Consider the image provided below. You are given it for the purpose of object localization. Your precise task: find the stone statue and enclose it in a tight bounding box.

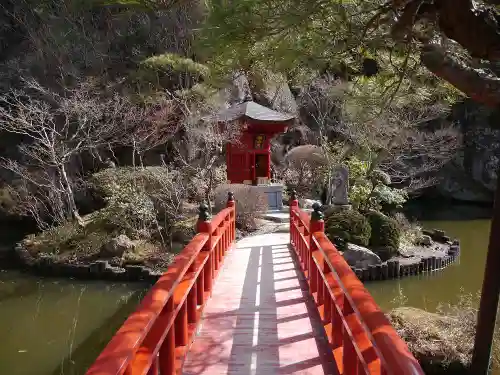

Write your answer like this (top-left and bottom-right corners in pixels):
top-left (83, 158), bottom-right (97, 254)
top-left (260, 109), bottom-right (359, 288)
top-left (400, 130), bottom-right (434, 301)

top-left (330, 165), bottom-right (349, 205)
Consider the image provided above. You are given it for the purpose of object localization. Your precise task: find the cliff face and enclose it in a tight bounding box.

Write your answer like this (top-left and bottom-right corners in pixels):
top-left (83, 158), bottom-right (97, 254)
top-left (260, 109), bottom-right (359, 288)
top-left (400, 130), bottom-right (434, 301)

top-left (434, 100), bottom-right (499, 203)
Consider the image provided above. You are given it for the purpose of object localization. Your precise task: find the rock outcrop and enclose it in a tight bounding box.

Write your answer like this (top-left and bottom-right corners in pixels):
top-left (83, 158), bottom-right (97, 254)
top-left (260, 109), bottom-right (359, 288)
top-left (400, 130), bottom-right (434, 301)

top-left (435, 100), bottom-right (499, 203)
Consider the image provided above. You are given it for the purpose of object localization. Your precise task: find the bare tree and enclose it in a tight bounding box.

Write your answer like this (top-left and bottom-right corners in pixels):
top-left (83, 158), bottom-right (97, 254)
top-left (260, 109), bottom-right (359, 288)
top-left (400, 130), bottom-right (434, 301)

top-left (127, 94), bottom-right (184, 168)
top-left (171, 105), bottom-right (242, 211)
top-left (140, 166), bottom-right (187, 249)
top-left (297, 79), bottom-right (462, 194)
top-left (0, 78), bottom-right (141, 228)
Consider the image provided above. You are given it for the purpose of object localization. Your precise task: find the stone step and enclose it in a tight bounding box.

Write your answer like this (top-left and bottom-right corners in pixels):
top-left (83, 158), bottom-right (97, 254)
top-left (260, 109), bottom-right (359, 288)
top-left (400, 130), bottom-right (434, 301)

top-left (260, 211), bottom-right (290, 223)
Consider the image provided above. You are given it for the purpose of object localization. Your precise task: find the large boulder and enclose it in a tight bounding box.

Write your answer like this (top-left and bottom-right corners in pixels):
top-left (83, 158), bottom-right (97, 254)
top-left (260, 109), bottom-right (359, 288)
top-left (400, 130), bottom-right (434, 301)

top-left (342, 243), bottom-right (381, 268)
top-left (388, 307), bottom-right (472, 375)
top-left (101, 234), bottom-right (135, 258)
top-left (227, 70), bottom-right (298, 115)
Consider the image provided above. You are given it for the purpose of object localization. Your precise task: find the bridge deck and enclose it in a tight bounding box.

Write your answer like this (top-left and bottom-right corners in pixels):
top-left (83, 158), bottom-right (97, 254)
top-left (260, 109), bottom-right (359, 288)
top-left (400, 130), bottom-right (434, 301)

top-left (182, 232), bottom-right (338, 375)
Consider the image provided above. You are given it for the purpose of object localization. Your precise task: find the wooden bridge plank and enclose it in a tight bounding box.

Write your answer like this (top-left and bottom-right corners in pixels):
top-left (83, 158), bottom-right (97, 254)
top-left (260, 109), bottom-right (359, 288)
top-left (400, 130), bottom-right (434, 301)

top-left (182, 233), bottom-right (338, 375)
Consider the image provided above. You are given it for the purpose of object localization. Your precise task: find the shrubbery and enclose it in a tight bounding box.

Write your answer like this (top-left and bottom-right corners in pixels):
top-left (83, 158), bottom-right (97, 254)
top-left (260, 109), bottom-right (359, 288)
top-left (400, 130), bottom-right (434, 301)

top-left (214, 184), bottom-right (268, 231)
top-left (325, 209), bottom-right (371, 248)
top-left (367, 210), bottom-right (401, 258)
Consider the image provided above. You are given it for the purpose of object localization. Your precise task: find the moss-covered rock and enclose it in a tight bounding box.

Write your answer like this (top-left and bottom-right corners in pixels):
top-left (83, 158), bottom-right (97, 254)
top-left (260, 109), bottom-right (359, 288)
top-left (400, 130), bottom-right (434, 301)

top-left (388, 307), bottom-right (471, 375)
top-left (325, 209), bottom-right (371, 248)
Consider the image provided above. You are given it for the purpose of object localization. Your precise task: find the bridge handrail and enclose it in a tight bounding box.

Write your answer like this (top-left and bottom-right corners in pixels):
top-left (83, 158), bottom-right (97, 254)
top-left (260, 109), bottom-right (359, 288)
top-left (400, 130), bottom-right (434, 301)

top-left (289, 198), bottom-right (424, 375)
top-left (312, 232), bottom-right (424, 375)
top-left (86, 195), bottom-right (236, 375)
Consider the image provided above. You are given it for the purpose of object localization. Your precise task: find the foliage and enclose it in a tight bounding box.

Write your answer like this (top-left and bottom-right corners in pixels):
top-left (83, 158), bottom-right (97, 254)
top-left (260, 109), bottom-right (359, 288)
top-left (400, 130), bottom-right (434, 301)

top-left (343, 157), bottom-right (371, 210)
top-left (90, 166), bottom-right (190, 246)
top-left (214, 184), bottom-right (268, 231)
top-left (342, 157), bottom-right (408, 211)
top-left (370, 169), bottom-right (391, 186)
top-left (134, 53), bottom-right (211, 91)
top-left (367, 210), bottom-right (401, 258)
top-left (325, 209), bottom-right (371, 248)
top-left (281, 145), bottom-right (326, 198)
top-left (199, 0), bottom-right (460, 111)
top-left (141, 53), bottom-right (210, 77)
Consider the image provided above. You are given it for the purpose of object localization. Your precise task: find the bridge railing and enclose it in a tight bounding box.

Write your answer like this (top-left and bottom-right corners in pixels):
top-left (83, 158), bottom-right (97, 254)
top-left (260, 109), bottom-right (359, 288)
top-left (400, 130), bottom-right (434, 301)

top-left (86, 193), bottom-right (236, 375)
top-left (289, 195), bottom-right (425, 375)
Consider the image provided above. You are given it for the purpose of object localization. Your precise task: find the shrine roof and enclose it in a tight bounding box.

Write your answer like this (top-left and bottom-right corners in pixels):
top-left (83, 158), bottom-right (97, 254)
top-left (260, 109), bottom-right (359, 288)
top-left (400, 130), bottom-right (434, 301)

top-left (216, 101), bottom-right (295, 123)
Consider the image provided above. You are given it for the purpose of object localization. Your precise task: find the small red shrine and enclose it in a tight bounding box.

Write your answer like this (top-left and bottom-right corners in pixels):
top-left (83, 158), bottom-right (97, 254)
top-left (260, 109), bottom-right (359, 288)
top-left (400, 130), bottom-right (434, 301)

top-left (217, 101), bottom-right (295, 185)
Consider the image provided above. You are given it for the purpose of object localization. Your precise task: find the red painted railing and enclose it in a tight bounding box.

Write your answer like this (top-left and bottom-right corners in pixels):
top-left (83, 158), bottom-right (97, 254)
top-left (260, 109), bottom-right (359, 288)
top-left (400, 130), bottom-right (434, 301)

top-left (289, 197), bottom-right (425, 375)
top-left (85, 194), bottom-right (236, 375)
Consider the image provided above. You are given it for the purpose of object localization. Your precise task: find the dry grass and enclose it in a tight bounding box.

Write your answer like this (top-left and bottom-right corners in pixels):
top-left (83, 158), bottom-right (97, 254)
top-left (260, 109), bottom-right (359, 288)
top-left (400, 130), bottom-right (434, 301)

top-left (436, 291), bottom-right (500, 370)
top-left (389, 289), bottom-right (500, 374)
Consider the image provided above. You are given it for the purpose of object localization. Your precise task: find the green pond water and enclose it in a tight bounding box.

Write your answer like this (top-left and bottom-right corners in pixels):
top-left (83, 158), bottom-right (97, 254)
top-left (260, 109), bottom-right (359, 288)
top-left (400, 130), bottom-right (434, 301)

top-left (0, 272), bottom-right (146, 375)
top-left (367, 219), bottom-right (491, 312)
top-left (0, 207), bottom-right (495, 374)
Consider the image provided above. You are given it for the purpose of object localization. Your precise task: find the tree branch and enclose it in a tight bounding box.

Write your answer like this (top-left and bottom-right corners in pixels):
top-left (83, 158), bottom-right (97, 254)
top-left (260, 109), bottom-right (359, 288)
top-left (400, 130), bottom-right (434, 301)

top-left (420, 43), bottom-right (500, 109)
top-left (434, 0), bottom-right (500, 61)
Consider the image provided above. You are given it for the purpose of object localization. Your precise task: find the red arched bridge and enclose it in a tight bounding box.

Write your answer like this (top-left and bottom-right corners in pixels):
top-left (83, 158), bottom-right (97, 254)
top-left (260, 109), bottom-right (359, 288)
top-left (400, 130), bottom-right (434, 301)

top-left (86, 194), bottom-right (424, 375)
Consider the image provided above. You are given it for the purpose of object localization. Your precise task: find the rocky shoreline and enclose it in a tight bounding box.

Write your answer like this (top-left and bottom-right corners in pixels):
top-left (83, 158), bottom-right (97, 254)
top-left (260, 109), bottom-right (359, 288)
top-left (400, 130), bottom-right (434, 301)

top-left (11, 244), bottom-right (163, 283)
top-left (0, 226), bottom-right (248, 284)
top-left (350, 228), bottom-right (460, 283)
top-left (0, 221), bottom-right (459, 284)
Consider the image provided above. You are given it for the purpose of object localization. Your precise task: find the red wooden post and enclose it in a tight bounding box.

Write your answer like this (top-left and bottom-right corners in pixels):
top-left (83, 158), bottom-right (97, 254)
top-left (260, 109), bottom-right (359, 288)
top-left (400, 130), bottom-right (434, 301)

top-left (323, 259), bottom-right (332, 322)
top-left (187, 284), bottom-right (197, 323)
top-left (197, 268), bottom-right (205, 305)
top-left (223, 192), bottom-right (235, 254)
top-left (159, 299), bottom-right (175, 375)
top-left (148, 355), bottom-right (159, 375)
top-left (213, 225), bottom-right (220, 271)
top-left (342, 302), bottom-right (358, 374)
top-left (289, 190), bottom-right (298, 245)
top-left (175, 302), bottom-right (188, 346)
top-left (197, 203), bottom-right (213, 294)
top-left (227, 191), bottom-right (235, 243)
top-left (309, 202), bottom-right (325, 293)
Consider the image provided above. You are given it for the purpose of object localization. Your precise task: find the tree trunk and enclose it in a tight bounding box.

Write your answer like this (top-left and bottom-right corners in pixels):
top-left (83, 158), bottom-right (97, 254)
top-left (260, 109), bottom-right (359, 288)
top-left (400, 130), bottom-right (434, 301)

top-left (59, 163), bottom-right (78, 221)
top-left (470, 165), bottom-right (500, 374)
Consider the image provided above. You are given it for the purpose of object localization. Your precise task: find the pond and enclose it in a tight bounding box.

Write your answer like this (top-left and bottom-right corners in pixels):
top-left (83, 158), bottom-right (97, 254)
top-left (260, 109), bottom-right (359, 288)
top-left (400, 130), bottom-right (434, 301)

top-left (366, 219), bottom-right (491, 312)
top-left (0, 271), bottom-right (146, 375)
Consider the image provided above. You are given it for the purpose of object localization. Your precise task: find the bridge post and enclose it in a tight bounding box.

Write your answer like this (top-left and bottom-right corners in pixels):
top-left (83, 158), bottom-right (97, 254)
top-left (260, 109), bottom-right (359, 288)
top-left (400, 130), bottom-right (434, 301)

top-left (309, 203), bottom-right (324, 294)
top-left (197, 203), bottom-right (213, 296)
top-left (227, 191), bottom-right (235, 243)
top-left (289, 190), bottom-right (298, 245)
top-left (159, 299), bottom-right (175, 375)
